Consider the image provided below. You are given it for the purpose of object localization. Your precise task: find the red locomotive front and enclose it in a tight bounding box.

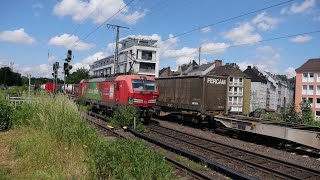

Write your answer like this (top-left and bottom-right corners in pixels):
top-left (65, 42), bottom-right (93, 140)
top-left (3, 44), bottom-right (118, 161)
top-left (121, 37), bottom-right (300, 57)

top-left (78, 74), bottom-right (159, 122)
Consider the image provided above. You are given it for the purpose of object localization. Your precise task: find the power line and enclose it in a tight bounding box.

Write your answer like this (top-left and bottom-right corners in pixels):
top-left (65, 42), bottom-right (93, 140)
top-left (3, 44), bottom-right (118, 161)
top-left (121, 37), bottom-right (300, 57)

top-left (160, 29), bottom-right (320, 60)
top-left (164, 0), bottom-right (296, 41)
top-left (74, 0), bottom-right (135, 49)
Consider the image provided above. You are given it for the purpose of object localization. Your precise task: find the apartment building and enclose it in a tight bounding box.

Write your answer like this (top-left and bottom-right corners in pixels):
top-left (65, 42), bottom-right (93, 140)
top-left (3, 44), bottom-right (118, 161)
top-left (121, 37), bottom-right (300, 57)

top-left (209, 61), bottom-right (251, 115)
top-left (244, 66), bottom-right (268, 112)
top-left (90, 37), bottom-right (160, 77)
top-left (295, 58), bottom-right (320, 121)
top-left (244, 66), bottom-right (294, 113)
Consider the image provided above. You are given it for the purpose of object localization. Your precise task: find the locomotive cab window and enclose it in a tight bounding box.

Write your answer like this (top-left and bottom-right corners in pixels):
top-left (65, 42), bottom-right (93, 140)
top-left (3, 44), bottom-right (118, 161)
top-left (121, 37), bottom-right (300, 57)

top-left (132, 79), bottom-right (156, 91)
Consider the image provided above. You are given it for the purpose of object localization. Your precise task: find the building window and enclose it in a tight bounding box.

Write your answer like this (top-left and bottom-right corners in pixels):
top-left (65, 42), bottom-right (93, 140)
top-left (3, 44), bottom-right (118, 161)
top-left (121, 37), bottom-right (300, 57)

top-left (302, 85), bottom-right (307, 95)
top-left (234, 87), bottom-right (238, 93)
top-left (317, 85), bottom-right (320, 95)
top-left (309, 85), bottom-right (314, 95)
top-left (239, 78), bottom-right (243, 82)
top-left (316, 98), bottom-right (320, 108)
top-left (229, 77), bottom-right (233, 82)
top-left (303, 73), bottom-right (308, 82)
top-left (309, 73), bottom-right (314, 82)
top-left (139, 62), bottom-right (155, 73)
top-left (318, 73), bottom-right (320, 82)
top-left (316, 111), bottom-right (320, 121)
top-left (141, 51), bottom-right (153, 60)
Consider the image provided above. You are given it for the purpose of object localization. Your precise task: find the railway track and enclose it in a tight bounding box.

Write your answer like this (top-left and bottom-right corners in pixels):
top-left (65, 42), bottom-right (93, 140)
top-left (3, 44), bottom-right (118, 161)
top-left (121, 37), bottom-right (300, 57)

top-left (136, 123), bottom-right (320, 180)
top-left (85, 113), bottom-right (216, 180)
top-left (155, 117), bottom-right (320, 159)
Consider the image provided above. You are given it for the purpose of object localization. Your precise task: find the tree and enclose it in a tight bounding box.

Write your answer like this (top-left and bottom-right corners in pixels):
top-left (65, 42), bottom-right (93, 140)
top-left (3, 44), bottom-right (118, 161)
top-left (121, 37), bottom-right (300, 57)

top-left (66, 68), bottom-right (90, 84)
top-left (282, 102), bottom-right (299, 123)
top-left (0, 67), bottom-right (22, 86)
top-left (225, 63), bottom-right (240, 69)
top-left (299, 100), bottom-right (313, 123)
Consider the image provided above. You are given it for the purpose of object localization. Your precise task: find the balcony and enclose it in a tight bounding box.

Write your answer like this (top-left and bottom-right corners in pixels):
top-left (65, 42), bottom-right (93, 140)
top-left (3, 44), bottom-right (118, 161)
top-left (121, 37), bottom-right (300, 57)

top-left (228, 102), bottom-right (243, 106)
top-left (139, 68), bottom-right (155, 73)
top-left (228, 92), bottom-right (243, 96)
top-left (229, 82), bottom-right (243, 86)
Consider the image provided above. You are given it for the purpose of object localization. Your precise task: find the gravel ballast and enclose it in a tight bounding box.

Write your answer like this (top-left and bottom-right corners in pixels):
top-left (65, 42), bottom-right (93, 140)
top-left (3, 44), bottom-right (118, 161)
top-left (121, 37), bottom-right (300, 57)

top-left (156, 119), bottom-right (320, 171)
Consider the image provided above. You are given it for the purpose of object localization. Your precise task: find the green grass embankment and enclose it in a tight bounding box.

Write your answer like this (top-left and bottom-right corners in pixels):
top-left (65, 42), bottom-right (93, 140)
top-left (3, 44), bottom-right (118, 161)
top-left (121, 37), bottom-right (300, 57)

top-left (0, 93), bottom-right (173, 179)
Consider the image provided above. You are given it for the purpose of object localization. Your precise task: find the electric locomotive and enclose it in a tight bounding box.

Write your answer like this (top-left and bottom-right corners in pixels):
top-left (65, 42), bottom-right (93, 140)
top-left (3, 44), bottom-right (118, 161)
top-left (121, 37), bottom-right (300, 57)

top-left (78, 74), bottom-right (159, 122)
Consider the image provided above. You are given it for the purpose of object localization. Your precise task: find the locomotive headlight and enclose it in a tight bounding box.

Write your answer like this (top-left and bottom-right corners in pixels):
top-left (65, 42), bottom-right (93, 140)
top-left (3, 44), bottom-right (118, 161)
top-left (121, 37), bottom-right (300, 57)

top-left (128, 97), bottom-right (134, 104)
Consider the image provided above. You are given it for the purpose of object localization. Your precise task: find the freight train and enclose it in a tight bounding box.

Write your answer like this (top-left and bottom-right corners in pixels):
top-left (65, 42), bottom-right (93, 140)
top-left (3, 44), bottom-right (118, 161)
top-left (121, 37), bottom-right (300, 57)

top-left (41, 74), bottom-right (228, 123)
top-left (155, 75), bottom-right (228, 123)
top-left (41, 74), bottom-right (159, 122)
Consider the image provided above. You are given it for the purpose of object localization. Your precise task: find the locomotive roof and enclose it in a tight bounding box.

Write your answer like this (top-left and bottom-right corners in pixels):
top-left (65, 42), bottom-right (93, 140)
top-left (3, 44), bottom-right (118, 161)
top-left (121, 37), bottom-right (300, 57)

top-left (82, 74), bottom-right (155, 83)
top-left (155, 74), bottom-right (227, 80)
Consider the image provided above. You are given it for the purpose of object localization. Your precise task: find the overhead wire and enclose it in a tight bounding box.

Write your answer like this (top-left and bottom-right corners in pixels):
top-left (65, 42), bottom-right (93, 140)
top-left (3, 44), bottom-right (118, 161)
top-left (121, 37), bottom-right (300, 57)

top-left (162, 0), bottom-right (296, 41)
top-left (160, 29), bottom-right (320, 60)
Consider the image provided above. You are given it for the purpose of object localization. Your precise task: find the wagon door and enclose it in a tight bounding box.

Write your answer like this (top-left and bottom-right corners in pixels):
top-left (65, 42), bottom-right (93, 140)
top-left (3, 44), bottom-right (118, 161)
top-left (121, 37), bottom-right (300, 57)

top-left (205, 76), bottom-right (227, 112)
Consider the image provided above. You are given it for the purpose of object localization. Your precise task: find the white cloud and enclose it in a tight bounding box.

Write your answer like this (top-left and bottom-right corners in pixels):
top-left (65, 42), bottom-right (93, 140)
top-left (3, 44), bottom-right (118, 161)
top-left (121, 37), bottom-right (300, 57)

top-left (223, 23), bottom-right (262, 45)
top-left (48, 34), bottom-right (95, 51)
top-left (281, 0), bottom-right (316, 14)
top-left (117, 10), bottom-right (147, 25)
top-left (201, 42), bottom-right (230, 54)
top-left (0, 28), bottom-right (36, 44)
top-left (256, 45), bottom-right (274, 54)
top-left (252, 12), bottom-right (281, 31)
top-left (285, 67), bottom-right (296, 78)
top-left (15, 64), bottom-right (52, 78)
top-left (53, 0), bottom-right (146, 24)
top-left (201, 27), bottom-right (212, 33)
top-left (290, 35), bottom-right (313, 43)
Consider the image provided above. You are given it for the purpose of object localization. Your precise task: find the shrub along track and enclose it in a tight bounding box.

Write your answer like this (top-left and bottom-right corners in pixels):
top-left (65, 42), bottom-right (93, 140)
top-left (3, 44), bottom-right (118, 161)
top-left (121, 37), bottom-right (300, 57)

top-left (85, 112), bottom-right (217, 180)
top-left (132, 123), bottom-right (320, 180)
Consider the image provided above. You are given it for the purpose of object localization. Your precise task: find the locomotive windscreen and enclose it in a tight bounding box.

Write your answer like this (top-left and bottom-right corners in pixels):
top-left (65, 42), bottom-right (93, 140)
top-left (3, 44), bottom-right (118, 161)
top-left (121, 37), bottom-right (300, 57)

top-left (132, 79), bottom-right (156, 91)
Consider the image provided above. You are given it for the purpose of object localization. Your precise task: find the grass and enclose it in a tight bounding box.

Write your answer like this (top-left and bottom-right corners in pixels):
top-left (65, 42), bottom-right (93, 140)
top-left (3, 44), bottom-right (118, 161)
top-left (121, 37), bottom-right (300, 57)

top-left (0, 92), bottom-right (173, 179)
top-left (175, 156), bottom-right (208, 172)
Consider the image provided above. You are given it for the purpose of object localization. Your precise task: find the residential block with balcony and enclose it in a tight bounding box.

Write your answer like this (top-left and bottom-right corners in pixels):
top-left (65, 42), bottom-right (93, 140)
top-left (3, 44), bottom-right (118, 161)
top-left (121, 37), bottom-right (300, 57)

top-left (295, 58), bottom-right (320, 121)
top-left (90, 37), bottom-right (160, 77)
top-left (209, 62), bottom-right (251, 114)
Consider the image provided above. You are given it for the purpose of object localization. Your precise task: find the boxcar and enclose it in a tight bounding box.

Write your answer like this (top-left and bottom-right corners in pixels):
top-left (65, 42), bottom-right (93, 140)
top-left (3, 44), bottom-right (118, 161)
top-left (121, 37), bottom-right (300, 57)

top-left (156, 75), bottom-right (228, 122)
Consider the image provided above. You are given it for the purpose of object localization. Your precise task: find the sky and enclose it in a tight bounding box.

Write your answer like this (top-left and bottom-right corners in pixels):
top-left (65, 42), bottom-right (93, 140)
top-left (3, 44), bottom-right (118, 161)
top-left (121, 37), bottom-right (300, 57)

top-left (0, 0), bottom-right (319, 78)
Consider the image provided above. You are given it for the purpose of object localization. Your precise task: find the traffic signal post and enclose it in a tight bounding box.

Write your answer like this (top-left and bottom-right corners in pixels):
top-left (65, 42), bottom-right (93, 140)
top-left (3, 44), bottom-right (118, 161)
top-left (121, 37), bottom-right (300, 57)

top-left (63, 50), bottom-right (73, 92)
top-left (52, 62), bottom-right (59, 93)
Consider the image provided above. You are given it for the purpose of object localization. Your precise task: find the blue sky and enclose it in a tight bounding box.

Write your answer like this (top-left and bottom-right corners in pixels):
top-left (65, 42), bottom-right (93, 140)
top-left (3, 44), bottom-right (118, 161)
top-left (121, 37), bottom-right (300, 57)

top-left (0, 0), bottom-right (319, 78)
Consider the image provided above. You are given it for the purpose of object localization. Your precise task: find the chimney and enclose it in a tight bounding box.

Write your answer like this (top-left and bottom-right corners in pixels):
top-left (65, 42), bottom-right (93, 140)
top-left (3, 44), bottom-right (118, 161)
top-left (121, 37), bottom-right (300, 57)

top-left (248, 66), bottom-right (251, 69)
top-left (214, 60), bottom-right (222, 68)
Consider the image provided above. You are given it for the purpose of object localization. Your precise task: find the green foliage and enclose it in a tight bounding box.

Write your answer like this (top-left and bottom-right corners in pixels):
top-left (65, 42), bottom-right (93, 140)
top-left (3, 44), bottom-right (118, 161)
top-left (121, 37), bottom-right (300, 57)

top-left (0, 86), bottom-right (29, 96)
top-left (0, 67), bottom-right (22, 86)
top-left (282, 102), bottom-right (299, 123)
top-left (66, 68), bottom-right (89, 84)
top-left (300, 100), bottom-right (314, 123)
top-left (8, 94), bottom-right (173, 179)
top-left (111, 105), bottom-right (139, 128)
top-left (0, 168), bottom-right (11, 180)
top-left (260, 113), bottom-right (283, 122)
top-left (89, 139), bottom-right (173, 179)
top-left (0, 96), bottom-right (12, 131)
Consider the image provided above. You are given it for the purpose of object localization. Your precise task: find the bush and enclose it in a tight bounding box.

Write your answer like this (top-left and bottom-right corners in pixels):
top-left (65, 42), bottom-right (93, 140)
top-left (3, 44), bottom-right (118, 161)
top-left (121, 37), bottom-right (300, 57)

top-left (0, 96), bottom-right (12, 131)
top-left (260, 112), bottom-right (283, 122)
top-left (111, 106), bottom-right (139, 128)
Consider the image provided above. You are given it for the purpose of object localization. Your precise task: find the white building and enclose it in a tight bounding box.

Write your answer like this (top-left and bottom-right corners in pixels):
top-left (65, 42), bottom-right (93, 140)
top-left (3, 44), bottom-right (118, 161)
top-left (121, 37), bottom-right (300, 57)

top-left (90, 37), bottom-right (160, 77)
top-left (244, 66), bottom-right (294, 113)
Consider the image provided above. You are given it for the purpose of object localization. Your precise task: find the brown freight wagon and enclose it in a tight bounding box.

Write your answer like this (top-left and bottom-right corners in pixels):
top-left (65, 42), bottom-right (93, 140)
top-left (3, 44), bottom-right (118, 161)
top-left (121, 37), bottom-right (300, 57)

top-left (156, 75), bottom-right (228, 122)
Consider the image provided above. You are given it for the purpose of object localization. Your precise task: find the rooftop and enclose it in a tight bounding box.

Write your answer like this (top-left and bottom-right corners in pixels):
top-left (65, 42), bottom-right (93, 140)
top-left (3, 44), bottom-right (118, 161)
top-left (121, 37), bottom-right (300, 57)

top-left (209, 64), bottom-right (247, 77)
top-left (189, 62), bottom-right (214, 73)
top-left (295, 58), bottom-right (320, 72)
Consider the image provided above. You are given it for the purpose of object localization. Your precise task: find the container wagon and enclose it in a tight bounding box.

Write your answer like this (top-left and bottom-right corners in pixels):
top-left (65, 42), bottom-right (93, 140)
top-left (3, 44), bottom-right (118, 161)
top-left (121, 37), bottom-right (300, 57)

top-left (156, 75), bottom-right (228, 123)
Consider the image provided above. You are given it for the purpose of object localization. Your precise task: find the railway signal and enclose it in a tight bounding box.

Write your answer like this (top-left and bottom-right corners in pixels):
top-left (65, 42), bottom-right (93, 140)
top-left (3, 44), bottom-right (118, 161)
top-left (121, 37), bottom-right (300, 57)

top-left (52, 62), bottom-right (59, 93)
